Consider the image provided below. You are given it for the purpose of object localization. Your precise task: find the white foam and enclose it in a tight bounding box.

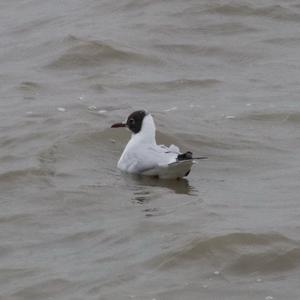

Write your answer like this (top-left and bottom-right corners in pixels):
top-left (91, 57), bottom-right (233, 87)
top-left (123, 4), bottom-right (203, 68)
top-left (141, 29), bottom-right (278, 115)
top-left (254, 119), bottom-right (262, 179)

top-left (98, 110), bottom-right (107, 114)
top-left (164, 106), bottom-right (177, 112)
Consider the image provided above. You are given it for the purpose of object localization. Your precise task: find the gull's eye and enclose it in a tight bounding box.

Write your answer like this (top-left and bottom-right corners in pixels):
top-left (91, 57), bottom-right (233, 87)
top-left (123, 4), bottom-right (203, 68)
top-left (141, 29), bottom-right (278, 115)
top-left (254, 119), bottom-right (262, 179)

top-left (129, 118), bottom-right (135, 125)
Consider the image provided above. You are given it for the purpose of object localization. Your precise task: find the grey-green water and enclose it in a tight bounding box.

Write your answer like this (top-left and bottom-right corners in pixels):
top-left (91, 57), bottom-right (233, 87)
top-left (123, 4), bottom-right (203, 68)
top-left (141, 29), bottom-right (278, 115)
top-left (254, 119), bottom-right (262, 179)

top-left (1, 1), bottom-right (300, 299)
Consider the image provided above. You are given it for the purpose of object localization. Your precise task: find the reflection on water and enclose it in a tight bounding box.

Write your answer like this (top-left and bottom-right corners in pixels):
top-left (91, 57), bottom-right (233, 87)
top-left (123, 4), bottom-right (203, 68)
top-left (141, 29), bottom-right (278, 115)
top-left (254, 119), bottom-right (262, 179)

top-left (122, 173), bottom-right (197, 197)
top-left (120, 174), bottom-right (200, 218)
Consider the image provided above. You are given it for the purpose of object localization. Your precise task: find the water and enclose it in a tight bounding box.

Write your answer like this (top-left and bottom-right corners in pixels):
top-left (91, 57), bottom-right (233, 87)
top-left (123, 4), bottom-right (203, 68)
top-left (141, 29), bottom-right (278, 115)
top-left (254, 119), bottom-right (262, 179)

top-left (1, 0), bottom-right (300, 299)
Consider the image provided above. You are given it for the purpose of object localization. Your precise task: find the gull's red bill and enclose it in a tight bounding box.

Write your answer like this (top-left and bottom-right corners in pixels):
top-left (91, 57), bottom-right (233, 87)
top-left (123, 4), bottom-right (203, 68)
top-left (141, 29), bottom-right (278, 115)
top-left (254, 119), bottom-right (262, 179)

top-left (111, 122), bottom-right (126, 128)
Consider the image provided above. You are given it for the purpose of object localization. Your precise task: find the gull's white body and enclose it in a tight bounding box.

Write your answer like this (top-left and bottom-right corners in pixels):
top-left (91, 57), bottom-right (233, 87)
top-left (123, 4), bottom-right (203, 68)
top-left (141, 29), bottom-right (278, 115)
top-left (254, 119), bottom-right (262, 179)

top-left (117, 114), bottom-right (193, 179)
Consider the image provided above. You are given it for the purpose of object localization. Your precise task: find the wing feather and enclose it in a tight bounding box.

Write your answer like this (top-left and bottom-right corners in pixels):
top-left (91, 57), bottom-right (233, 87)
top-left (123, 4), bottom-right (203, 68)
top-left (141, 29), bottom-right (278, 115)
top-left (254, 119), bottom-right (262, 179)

top-left (119, 144), bottom-right (179, 173)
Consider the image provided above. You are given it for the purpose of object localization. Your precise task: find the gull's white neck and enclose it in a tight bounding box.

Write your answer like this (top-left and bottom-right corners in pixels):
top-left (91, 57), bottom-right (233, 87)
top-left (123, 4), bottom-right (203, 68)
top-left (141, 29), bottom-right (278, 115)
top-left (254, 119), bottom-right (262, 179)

top-left (130, 114), bottom-right (156, 145)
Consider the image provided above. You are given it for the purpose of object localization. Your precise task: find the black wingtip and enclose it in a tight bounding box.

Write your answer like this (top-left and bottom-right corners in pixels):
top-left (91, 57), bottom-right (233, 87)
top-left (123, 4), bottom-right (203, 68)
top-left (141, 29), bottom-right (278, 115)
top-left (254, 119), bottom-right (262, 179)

top-left (177, 151), bottom-right (193, 161)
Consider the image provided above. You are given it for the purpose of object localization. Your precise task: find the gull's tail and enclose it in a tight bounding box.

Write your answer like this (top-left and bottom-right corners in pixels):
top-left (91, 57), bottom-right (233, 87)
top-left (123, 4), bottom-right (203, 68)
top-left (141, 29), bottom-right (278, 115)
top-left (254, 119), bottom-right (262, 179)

top-left (177, 151), bottom-right (208, 161)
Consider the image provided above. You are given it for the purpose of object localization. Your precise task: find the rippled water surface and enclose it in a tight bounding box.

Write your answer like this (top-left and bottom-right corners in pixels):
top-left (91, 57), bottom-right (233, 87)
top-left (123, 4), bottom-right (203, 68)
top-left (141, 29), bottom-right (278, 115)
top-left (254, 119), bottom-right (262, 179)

top-left (1, 0), bottom-right (300, 299)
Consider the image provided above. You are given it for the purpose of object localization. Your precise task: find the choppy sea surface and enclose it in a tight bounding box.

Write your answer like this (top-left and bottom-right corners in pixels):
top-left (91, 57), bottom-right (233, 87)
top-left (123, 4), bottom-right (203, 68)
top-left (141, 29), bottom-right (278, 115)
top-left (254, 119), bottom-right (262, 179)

top-left (1, 1), bottom-right (300, 299)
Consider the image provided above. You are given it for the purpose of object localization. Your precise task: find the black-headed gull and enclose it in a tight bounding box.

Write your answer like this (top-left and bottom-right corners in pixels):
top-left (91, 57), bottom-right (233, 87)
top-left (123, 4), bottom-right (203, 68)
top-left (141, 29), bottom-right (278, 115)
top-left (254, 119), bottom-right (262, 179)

top-left (111, 110), bottom-right (206, 179)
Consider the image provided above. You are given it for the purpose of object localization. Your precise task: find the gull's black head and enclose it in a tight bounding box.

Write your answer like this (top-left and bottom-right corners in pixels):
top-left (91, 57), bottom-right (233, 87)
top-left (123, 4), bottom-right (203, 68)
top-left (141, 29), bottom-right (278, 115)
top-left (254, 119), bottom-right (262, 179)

top-left (126, 110), bottom-right (147, 134)
top-left (111, 110), bottom-right (147, 133)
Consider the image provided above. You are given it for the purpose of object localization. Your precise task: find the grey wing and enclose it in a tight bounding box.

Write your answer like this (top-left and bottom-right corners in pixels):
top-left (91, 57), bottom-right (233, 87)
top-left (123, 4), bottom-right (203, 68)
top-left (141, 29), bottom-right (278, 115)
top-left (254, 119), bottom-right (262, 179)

top-left (158, 144), bottom-right (180, 154)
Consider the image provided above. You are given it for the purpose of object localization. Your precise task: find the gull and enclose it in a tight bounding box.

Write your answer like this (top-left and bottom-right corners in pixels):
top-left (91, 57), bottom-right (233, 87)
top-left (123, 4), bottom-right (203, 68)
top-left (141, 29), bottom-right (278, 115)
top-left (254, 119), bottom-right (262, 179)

top-left (111, 110), bottom-right (206, 179)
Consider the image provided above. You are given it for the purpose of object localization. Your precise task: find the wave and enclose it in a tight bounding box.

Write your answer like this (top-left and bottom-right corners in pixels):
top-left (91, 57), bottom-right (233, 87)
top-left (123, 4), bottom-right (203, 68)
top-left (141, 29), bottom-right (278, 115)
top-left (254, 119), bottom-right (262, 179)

top-left (263, 37), bottom-right (300, 46)
top-left (192, 22), bottom-right (258, 35)
top-left (227, 247), bottom-right (300, 275)
top-left (204, 3), bottom-right (300, 22)
top-left (0, 168), bottom-right (54, 183)
top-left (237, 111), bottom-right (300, 123)
top-left (0, 213), bottom-right (35, 225)
top-left (154, 44), bottom-right (221, 55)
top-left (18, 81), bottom-right (43, 92)
top-left (151, 22), bottom-right (257, 37)
top-left (147, 232), bottom-right (300, 275)
top-left (47, 36), bottom-right (159, 69)
top-left (95, 79), bottom-right (221, 93)
top-left (12, 279), bottom-right (75, 299)
top-left (119, 0), bottom-right (163, 11)
top-left (154, 42), bottom-right (262, 65)
top-left (53, 228), bottom-right (105, 245)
